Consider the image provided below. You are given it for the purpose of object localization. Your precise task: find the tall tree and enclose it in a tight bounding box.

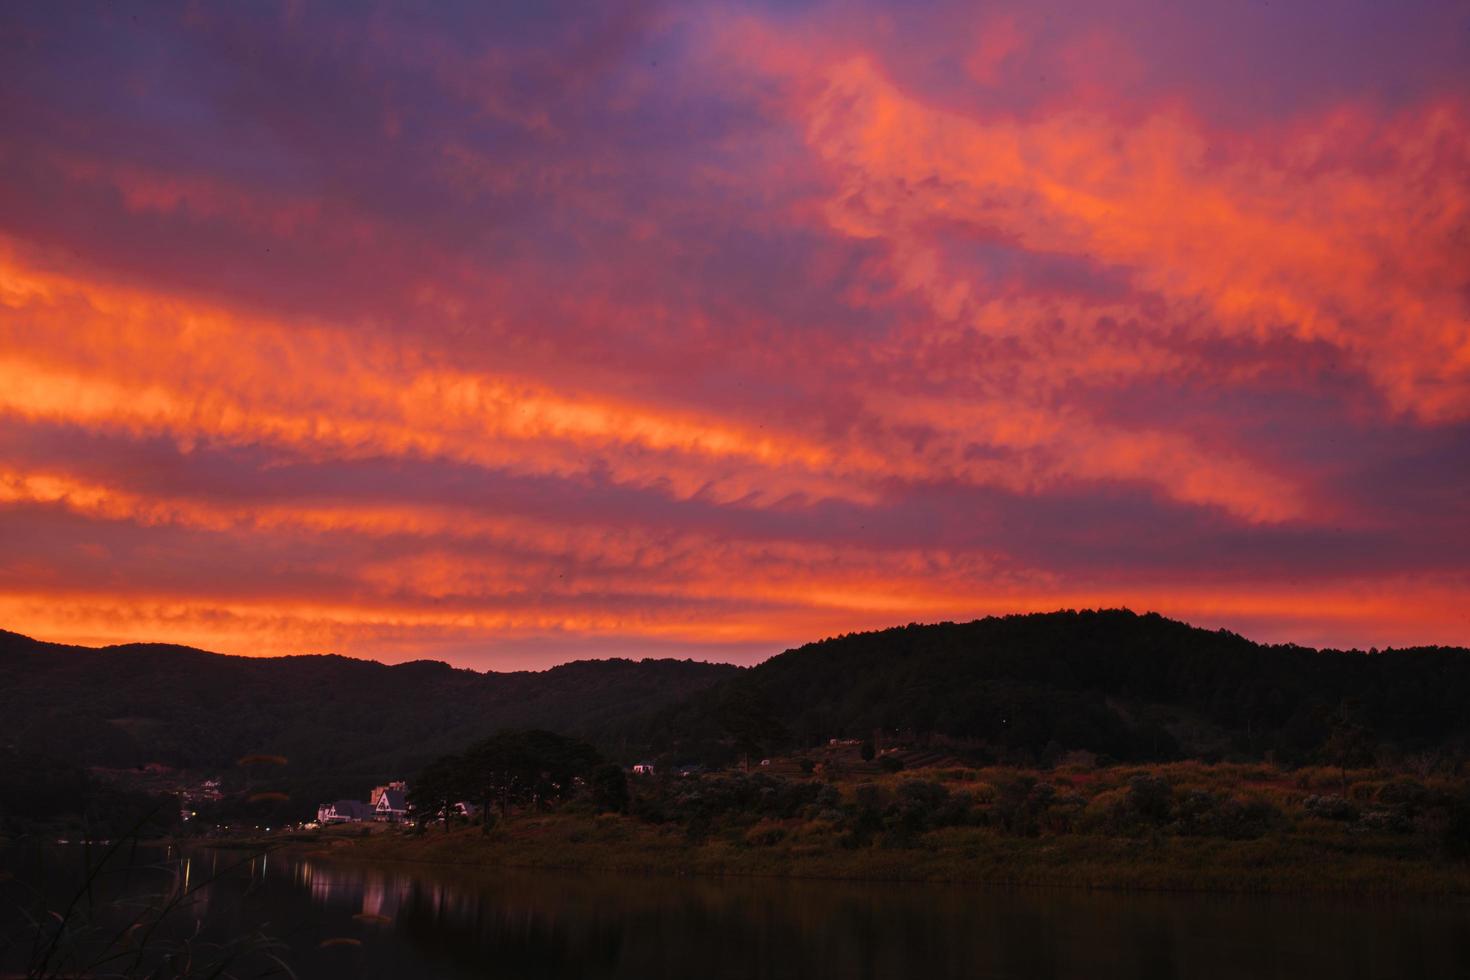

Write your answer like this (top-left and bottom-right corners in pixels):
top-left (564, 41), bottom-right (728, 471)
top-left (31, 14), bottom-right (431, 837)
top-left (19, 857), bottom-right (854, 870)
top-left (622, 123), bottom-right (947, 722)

top-left (1322, 699), bottom-right (1377, 794)
top-left (408, 755), bottom-right (465, 831)
top-left (460, 729), bottom-right (603, 829)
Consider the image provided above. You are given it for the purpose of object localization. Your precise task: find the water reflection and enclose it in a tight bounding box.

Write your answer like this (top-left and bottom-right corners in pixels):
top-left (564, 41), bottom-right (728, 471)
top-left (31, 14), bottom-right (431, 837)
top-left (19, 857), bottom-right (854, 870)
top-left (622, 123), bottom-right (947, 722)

top-left (5, 845), bottom-right (1469, 979)
top-left (280, 856), bottom-right (1470, 980)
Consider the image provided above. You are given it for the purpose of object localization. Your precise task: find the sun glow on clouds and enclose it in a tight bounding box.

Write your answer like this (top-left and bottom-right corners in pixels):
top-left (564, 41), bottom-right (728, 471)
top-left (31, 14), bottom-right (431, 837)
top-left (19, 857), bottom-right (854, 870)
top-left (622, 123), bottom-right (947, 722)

top-left (0, 1), bottom-right (1467, 665)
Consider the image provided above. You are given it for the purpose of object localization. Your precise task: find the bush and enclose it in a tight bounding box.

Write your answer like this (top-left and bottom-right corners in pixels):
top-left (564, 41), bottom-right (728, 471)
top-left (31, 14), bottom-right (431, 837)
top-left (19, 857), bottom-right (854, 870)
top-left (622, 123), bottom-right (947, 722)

top-left (882, 780), bottom-right (952, 843)
top-left (990, 777), bottom-right (1059, 837)
top-left (1078, 787), bottom-right (1131, 834)
top-left (1210, 797), bottom-right (1282, 839)
top-left (743, 819), bottom-right (787, 846)
top-left (1356, 808), bottom-right (1411, 834)
top-left (1443, 794), bottom-right (1470, 859)
top-left (1377, 778), bottom-right (1430, 809)
top-left (588, 763), bottom-right (630, 814)
top-left (1127, 774), bottom-right (1173, 825)
top-left (1303, 795), bottom-right (1357, 822)
top-left (1173, 789), bottom-right (1220, 836)
top-left (840, 783), bottom-right (891, 847)
top-left (896, 779), bottom-right (950, 810)
top-left (1044, 792), bottom-right (1087, 834)
top-left (935, 789), bottom-right (976, 828)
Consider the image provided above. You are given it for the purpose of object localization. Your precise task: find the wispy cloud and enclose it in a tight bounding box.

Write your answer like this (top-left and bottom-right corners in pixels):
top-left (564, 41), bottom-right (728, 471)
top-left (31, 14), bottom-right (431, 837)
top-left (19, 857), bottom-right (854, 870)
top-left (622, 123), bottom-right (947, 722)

top-left (0, 1), bottom-right (1466, 663)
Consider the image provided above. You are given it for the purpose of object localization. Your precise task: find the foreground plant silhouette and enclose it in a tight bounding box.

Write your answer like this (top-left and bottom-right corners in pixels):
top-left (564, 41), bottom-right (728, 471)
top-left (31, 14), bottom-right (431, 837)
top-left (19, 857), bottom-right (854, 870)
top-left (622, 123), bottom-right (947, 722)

top-left (4, 807), bottom-right (294, 979)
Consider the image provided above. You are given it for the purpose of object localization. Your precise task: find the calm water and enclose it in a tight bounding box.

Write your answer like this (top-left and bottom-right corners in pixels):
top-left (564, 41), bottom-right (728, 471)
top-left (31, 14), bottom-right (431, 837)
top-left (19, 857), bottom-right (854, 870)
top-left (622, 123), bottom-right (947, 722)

top-left (4, 845), bottom-right (1469, 979)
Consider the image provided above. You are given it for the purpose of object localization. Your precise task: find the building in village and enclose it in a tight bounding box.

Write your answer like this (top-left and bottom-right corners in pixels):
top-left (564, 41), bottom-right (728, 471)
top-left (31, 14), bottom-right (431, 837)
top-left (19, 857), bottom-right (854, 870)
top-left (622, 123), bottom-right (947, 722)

top-left (317, 799), bottom-right (377, 824)
top-left (317, 780), bottom-right (411, 825)
top-left (369, 781), bottom-right (407, 806)
top-left (374, 786), bottom-right (409, 821)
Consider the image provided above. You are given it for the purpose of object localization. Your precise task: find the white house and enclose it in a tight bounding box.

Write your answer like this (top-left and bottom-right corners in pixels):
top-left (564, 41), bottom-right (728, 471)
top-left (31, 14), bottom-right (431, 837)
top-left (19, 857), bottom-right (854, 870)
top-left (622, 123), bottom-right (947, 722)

top-left (374, 786), bottom-right (409, 822)
top-left (631, 762), bottom-right (656, 775)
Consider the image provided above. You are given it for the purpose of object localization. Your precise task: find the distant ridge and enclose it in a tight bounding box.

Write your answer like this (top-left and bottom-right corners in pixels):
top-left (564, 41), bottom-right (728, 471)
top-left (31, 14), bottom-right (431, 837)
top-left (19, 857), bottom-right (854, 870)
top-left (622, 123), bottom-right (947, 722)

top-left (609, 609), bottom-right (1470, 768)
top-left (0, 627), bottom-right (738, 791)
top-left (4, 610), bottom-right (1469, 821)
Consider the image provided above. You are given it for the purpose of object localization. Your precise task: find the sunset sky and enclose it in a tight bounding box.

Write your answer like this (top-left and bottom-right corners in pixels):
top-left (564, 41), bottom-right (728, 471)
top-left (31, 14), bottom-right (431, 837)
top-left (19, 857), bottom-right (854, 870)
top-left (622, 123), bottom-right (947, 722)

top-left (1, 2), bottom-right (1467, 667)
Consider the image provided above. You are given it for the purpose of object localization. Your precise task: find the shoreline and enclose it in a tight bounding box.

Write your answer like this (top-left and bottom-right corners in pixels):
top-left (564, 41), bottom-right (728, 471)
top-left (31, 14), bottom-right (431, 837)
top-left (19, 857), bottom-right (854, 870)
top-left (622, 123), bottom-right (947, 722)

top-left (249, 816), bottom-right (1470, 900)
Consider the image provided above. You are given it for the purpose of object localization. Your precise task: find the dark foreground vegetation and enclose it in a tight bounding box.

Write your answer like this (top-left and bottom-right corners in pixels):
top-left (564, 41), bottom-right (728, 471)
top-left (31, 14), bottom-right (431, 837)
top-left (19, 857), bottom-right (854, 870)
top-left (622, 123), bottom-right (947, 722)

top-left (332, 748), bottom-right (1470, 896)
top-left (0, 831), bottom-right (289, 979)
top-left (298, 721), bottom-right (1470, 897)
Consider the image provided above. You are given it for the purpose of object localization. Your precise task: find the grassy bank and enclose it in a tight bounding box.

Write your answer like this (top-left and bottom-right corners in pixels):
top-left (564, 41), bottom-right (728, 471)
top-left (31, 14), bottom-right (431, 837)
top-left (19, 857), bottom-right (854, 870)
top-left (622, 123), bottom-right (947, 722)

top-left (295, 761), bottom-right (1470, 898)
top-left (312, 816), bottom-right (1469, 897)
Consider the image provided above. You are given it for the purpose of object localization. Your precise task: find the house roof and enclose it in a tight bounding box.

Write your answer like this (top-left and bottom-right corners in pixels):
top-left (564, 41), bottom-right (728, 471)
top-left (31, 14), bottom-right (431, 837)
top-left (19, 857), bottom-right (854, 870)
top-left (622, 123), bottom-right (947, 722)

top-left (378, 788), bottom-right (408, 810)
top-left (327, 799), bottom-right (375, 819)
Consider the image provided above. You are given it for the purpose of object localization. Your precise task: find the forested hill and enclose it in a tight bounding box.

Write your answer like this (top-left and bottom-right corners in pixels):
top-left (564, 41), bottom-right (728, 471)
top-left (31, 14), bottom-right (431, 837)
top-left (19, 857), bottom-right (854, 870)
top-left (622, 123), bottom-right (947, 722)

top-left (7, 611), bottom-right (1470, 826)
top-left (619, 610), bottom-right (1470, 766)
top-left (0, 630), bottom-right (738, 785)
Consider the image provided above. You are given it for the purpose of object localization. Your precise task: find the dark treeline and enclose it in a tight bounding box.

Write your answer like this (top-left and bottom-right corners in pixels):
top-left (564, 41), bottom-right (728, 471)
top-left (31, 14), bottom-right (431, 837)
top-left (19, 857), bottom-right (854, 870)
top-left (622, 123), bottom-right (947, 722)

top-left (0, 746), bottom-right (181, 839)
top-left (400, 735), bottom-right (1470, 864)
top-left (0, 629), bottom-right (733, 833)
top-left (618, 610), bottom-right (1470, 768)
top-left (620, 765), bottom-right (1470, 858)
top-left (0, 631), bottom-right (734, 775)
top-left (409, 730), bottom-right (627, 829)
top-left (5, 610), bottom-right (1470, 834)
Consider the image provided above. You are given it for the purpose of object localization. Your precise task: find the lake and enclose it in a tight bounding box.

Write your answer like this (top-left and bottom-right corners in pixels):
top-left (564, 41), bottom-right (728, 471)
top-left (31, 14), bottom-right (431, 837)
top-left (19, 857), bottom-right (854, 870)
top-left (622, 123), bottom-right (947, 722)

top-left (4, 844), bottom-right (1468, 978)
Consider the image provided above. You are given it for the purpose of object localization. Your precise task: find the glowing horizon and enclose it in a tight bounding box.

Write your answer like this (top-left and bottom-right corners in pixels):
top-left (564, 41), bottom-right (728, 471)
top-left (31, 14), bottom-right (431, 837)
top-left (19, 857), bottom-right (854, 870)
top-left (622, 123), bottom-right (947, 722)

top-left (1, 2), bottom-right (1466, 668)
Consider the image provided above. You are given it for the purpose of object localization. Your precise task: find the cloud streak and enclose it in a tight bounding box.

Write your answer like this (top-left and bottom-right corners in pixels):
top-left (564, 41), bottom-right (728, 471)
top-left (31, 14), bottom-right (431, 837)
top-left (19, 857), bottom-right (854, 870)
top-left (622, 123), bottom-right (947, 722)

top-left (0, 1), bottom-right (1466, 665)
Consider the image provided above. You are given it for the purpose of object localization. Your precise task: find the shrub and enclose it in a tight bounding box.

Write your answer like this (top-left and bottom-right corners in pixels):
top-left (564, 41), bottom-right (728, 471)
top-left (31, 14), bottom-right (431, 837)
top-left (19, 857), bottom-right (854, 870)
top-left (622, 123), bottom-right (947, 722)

top-left (1377, 778), bottom-right (1430, 809)
top-left (896, 779), bottom-right (950, 810)
top-left (1211, 797), bottom-right (1282, 839)
top-left (839, 783), bottom-right (891, 848)
top-left (588, 763), bottom-right (630, 814)
top-left (1173, 789), bottom-right (1220, 836)
top-left (1303, 795), bottom-right (1357, 821)
top-left (878, 780), bottom-right (953, 843)
top-left (1443, 793), bottom-right (1470, 859)
top-left (1356, 808), bottom-right (1411, 834)
top-left (1044, 792), bottom-right (1088, 834)
top-left (935, 789), bottom-right (976, 828)
top-left (1127, 774), bottom-right (1173, 825)
top-left (743, 819), bottom-right (787, 846)
top-left (990, 777), bottom-right (1059, 837)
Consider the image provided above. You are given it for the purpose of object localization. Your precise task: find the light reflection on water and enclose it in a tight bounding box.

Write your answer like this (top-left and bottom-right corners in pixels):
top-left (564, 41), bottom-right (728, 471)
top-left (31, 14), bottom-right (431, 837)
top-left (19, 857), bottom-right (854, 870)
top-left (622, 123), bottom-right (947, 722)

top-left (265, 852), bottom-right (1470, 980)
top-left (5, 845), bottom-right (1470, 979)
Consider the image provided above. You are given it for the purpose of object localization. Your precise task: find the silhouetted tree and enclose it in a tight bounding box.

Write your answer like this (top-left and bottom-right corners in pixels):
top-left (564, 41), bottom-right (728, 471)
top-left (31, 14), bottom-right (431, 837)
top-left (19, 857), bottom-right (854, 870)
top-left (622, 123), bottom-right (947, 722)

top-left (1322, 699), bottom-right (1377, 794)
top-left (409, 755), bottom-right (465, 831)
top-left (587, 763), bottom-right (630, 813)
top-left (716, 687), bottom-right (787, 771)
top-left (461, 730), bottom-right (603, 829)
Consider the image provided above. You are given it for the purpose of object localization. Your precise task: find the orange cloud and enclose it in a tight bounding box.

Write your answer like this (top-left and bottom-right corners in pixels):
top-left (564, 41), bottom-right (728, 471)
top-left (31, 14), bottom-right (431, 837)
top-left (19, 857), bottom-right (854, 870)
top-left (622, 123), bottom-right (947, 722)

top-left (1, 5), bottom-right (1466, 665)
top-left (0, 246), bottom-right (1313, 523)
top-left (0, 250), bottom-right (872, 507)
top-left (796, 55), bottom-right (1470, 420)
